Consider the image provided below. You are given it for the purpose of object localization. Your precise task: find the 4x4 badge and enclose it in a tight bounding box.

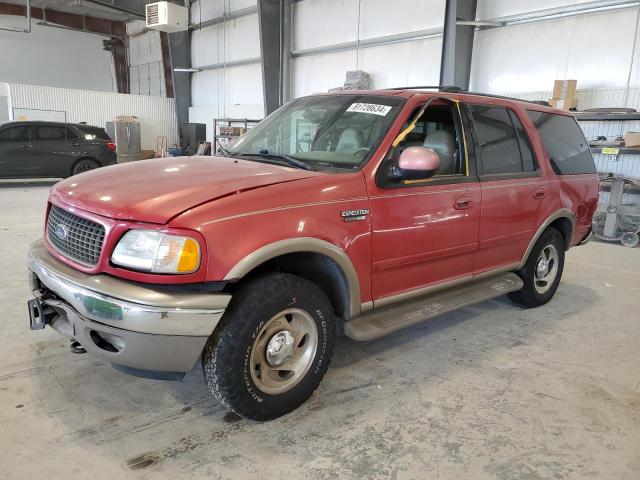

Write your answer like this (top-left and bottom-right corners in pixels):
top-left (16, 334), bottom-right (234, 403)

top-left (341, 209), bottom-right (369, 222)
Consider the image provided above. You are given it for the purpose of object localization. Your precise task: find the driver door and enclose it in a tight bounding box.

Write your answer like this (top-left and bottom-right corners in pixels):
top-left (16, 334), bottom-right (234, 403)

top-left (366, 99), bottom-right (481, 303)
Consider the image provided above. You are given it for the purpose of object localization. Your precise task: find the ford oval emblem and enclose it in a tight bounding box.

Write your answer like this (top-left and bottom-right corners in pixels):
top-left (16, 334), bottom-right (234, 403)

top-left (54, 224), bottom-right (68, 240)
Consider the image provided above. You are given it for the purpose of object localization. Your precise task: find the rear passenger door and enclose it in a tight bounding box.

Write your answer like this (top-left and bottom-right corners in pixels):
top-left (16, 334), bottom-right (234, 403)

top-left (466, 103), bottom-right (549, 274)
top-left (31, 125), bottom-right (78, 177)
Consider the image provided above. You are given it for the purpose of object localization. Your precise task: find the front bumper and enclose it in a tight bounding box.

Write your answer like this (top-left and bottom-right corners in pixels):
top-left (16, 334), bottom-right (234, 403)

top-left (28, 239), bottom-right (231, 373)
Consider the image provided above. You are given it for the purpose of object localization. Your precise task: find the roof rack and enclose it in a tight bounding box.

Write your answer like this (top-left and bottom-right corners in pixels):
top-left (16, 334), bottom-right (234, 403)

top-left (387, 85), bottom-right (550, 107)
top-left (387, 85), bottom-right (464, 92)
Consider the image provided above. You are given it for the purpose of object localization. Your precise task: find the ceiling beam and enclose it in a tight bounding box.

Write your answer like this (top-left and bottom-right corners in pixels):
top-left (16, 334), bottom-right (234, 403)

top-left (81, 0), bottom-right (146, 19)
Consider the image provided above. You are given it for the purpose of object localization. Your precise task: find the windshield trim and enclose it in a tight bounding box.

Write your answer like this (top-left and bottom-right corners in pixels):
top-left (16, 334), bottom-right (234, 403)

top-left (226, 94), bottom-right (407, 174)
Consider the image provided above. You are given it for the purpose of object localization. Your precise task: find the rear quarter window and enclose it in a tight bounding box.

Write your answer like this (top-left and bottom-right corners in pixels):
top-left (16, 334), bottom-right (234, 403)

top-left (526, 111), bottom-right (596, 175)
top-left (78, 126), bottom-right (111, 141)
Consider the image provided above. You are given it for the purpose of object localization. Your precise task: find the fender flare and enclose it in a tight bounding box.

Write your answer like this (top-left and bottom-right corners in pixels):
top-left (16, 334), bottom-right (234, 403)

top-left (224, 238), bottom-right (362, 319)
top-left (518, 209), bottom-right (576, 269)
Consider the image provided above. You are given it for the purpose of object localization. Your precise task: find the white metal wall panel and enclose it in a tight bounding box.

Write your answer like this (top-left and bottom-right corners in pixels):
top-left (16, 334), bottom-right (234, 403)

top-left (476, 0), bottom-right (619, 20)
top-left (8, 84), bottom-right (178, 150)
top-left (189, 1), bottom-right (263, 126)
top-left (191, 13), bottom-right (260, 66)
top-left (470, 8), bottom-right (640, 93)
top-left (191, 0), bottom-right (256, 24)
top-left (292, 0), bottom-right (444, 51)
top-left (127, 21), bottom-right (166, 98)
top-left (0, 15), bottom-right (115, 92)
top-left (190, 62), bottom-right (264, 141)
top-left (292, 37), bottom-right (442, 96)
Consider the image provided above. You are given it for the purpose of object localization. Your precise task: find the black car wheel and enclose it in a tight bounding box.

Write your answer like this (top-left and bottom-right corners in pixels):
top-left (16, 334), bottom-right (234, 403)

top-left (71, 159), bottom-right (99, 176)
top-left (509, 227), bottom-right (565, 308)
top-left (202, 273), bottom-right (336, 421)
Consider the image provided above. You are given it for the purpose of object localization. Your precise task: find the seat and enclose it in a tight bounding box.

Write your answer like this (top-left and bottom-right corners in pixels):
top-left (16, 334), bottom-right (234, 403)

top-left (422, 130), bottom-right (456, 175)
top-left (336, 128), bottom-right (365, 153)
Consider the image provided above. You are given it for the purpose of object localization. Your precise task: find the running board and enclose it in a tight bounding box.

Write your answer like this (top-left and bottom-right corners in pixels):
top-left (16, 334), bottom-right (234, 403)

top-left (344, 273), bottom-right (524, 341)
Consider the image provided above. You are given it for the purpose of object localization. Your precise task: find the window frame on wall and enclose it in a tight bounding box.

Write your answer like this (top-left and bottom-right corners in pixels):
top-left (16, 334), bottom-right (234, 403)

top-left (465, 103), bottom-right (541, 181)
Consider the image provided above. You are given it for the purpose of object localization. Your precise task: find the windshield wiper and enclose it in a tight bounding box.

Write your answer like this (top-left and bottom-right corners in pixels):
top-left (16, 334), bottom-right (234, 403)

top-left (240, 150), bottom-right (313, 171)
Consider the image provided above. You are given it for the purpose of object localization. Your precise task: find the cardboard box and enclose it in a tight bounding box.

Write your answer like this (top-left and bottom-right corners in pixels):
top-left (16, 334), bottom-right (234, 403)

top-left (548, 97), bottom-right (576, 111)
top-left (624, 132), bottom-right (640, 147)
top-left (115, 115), bottom-right (138, 122)
top-left (140, 149), bottom-right (156, 160)
top-left (552, 79), bottom-right (577, 100)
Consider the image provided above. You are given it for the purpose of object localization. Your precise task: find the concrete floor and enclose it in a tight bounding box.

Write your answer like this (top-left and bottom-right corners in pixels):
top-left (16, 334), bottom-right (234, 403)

top-left (1, 183), bottom-right (639, 480)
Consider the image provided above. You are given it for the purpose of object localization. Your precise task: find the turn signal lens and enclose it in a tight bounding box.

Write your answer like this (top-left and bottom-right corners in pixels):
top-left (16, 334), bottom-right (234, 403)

top-left (177, 238), bottom-right (200, 272)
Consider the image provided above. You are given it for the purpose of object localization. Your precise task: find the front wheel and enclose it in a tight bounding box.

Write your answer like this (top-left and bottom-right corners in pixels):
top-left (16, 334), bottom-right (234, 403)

top-left (509, 227), bottom-right (565, 308)
top-left (202, 273), bottom-right (336, 420)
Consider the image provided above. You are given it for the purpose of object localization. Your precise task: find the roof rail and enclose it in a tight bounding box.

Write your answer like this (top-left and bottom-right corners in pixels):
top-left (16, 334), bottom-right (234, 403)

top-left (387, 86), bottom-right (551, 107)
top-left (386, 85), bottom-right (464, 92)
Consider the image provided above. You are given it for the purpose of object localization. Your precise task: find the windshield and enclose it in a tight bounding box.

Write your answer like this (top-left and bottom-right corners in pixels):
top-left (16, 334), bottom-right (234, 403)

top-left (226, 94), bottom-right (404, 171)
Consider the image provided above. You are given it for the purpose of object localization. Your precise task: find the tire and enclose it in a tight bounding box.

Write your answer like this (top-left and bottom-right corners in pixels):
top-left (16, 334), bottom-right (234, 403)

top-left (71, 158), bottom-right (99, 176)
top-left (202, 272), bottom-right (336, 421)
top-left (508, 227), bottom-right (565, 308)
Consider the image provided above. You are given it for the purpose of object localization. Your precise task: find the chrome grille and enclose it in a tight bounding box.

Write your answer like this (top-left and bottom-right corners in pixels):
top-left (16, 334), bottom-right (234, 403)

top-left (47, 205), bottom-right (105, 266)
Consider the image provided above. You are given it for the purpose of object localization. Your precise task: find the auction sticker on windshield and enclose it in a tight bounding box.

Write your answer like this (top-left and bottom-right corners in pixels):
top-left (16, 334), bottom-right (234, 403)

top-left (346, 103), bottom-right (392, 116)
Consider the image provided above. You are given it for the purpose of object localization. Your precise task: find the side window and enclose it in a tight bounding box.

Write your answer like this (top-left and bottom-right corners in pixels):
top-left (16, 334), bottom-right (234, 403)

top-left (392, 105), bottom-right (467, 177)
top-left (526, 110), bottom-right (596, 175)
top-left (0, 126), bottom-right (29, 142)
top-left (35, 126), bottom-right (66, 141)
top-left (469, 105), bottom-right (537, 176)
top-left (66, 128), bottom-right (79, 140)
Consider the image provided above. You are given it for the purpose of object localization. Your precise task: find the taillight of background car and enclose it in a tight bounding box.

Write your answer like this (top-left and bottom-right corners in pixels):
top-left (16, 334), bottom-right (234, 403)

top-left (106, 142), bottom-right (117, 152)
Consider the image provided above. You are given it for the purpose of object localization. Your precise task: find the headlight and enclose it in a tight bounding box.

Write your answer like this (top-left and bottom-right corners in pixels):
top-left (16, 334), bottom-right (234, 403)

top-left (111, 230), bottom-right (201, 274)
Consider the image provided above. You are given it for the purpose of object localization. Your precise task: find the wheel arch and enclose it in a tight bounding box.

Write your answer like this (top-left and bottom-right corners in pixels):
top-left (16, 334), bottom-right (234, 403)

top-left (224, 238), bottom-right (361, 320)
top-left (519, 209), bottom-right (576, 269)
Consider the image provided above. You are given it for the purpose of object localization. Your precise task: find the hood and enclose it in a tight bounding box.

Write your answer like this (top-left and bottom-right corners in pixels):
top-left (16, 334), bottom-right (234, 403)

top-left (51, 156), bottom-right (320, 224)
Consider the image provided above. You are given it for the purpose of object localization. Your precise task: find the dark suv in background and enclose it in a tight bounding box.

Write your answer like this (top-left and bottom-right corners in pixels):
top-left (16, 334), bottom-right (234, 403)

top-left (0, 121), bottom-right (117, 178)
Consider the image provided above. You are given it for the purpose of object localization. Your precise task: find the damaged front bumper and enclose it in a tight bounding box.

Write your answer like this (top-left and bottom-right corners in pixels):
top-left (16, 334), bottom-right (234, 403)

top-left (27, 239), bottom-right (231, 376)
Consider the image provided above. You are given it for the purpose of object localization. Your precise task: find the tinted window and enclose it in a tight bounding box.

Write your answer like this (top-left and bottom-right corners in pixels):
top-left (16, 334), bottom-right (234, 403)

top-left (36, 126), bottom-right (66, 140)
top-left (66, 127), bottom-right (79, 140)
top-left (470, 105), bottom-right (527, 175)
top-left (526, 111), bottom-right (596, 175)
top-left (0, 126), bottom-right (29, 142)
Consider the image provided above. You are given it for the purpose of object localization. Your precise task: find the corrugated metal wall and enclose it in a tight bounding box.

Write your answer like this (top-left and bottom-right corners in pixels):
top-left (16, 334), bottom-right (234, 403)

top-left (8, 83), bottom-right (178, 150)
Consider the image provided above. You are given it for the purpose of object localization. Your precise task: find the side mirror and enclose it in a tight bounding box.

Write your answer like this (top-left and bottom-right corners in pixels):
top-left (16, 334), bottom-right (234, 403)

top-left (396, 146), bottom-right (440, 180)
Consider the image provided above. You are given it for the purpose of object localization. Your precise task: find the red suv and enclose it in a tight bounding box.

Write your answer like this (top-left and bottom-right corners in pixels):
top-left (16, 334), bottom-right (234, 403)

top-left (27, 88), bottom-right (598, 420)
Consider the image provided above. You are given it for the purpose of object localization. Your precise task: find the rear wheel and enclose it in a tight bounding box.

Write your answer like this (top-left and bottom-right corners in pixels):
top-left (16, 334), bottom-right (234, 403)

top-left (509, 227), bottom-right (565, 308)
top-left (202, 273), bottom-right (336, 421)
top-left (71, 158), bottom-right (99, 176)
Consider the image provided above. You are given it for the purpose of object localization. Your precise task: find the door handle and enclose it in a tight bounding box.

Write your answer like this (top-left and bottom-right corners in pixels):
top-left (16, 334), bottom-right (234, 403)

top-left (533, 187), bottom-right (547, 199)
top-left (454, 195), bottom-right (472, 210)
